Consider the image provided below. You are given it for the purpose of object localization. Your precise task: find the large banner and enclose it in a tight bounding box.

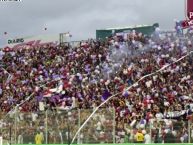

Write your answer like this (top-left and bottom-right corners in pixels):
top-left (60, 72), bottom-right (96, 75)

top-left (4, 34), bottom-right (63, 50)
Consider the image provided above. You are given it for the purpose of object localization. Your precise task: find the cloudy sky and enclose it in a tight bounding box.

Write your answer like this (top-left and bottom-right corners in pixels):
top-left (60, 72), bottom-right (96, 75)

top-left (0, 0), bottom-right (185, 46)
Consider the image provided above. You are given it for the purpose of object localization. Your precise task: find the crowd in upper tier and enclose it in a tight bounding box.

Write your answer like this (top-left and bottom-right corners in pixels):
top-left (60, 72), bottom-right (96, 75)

top-left (0, 28), bottom-right (193, 143)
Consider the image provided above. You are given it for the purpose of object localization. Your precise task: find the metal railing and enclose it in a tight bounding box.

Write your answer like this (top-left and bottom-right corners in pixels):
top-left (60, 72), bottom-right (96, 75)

top-left (0, 109), bottom-right (193, 144)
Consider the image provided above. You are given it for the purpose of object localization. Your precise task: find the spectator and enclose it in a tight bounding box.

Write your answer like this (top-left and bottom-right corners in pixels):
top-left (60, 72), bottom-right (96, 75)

top-left (134, 129), bottom-right (144, 143)
top-left (35, 131), bottom-right (44, 144)
top-left (144, 130), bottom-right (151, 144)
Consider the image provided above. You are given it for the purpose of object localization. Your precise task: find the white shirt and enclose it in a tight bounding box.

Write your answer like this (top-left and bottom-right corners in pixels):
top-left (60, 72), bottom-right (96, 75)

top-left (0, 136), bottom-right (3, 145)
top-left (18, 134), bottom-right (23, 144)
top-left (0, 88), bottom-right (2, 95)
top-left (96, 122), bottom-right (102, 130)
top-left (0, 50), bottom-right (5, 60)
top-left (144, 134), bottom-right (151, 144)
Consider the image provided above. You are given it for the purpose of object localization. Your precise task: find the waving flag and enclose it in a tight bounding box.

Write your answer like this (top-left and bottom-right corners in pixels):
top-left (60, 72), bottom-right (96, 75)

top-left (43, 81), bottom-right (64, 97)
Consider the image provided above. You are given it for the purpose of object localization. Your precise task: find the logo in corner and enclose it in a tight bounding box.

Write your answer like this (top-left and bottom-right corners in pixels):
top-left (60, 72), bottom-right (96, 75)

top-left (186, 0), bottom-right (193, 20)
top-left (181, 0), bottom-right (193, 29)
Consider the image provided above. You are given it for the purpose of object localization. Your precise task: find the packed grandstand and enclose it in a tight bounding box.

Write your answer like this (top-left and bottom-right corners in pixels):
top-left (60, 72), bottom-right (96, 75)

top-left (0, 27), bottom-right (193, 144)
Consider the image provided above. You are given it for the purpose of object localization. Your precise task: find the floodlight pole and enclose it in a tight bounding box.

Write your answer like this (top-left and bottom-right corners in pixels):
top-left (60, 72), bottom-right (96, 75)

top-left (59, 33), bottom-right (64, 47)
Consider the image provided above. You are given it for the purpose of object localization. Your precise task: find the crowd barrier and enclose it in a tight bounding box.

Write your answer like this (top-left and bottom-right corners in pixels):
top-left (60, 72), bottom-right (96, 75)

top-left (0, 109), bottom-right (193, 144)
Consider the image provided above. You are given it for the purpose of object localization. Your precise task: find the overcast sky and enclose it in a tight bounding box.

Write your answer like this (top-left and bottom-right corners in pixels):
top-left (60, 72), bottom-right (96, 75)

top-left (0, 0), bottom-right (185, 47)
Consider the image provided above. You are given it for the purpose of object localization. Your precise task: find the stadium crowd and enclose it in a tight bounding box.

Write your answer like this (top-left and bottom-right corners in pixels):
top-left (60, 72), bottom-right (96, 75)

top-left (0, 28), bottom-right (193, 144)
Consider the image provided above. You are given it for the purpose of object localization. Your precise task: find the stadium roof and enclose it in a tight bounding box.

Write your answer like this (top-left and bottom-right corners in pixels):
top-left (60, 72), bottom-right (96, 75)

top-left (98, 24), bottom-right (152, 30)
